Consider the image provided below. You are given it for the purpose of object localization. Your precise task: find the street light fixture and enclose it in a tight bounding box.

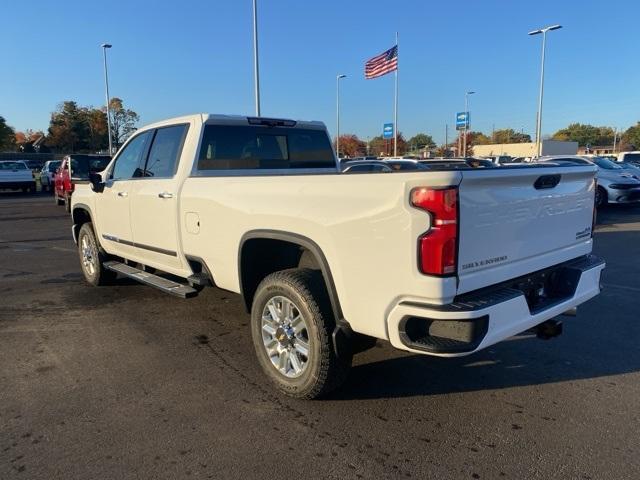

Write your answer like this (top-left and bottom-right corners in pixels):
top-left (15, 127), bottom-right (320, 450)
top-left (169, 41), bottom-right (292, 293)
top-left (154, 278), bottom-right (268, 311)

top-left (463, 90), bottom-right (475, 157)
top-left (529, 24), bottom-right (562, 157)
top-left (336, 74), bottom-right (346, 159)
top-left (101, 43), bottom-right (113, 155)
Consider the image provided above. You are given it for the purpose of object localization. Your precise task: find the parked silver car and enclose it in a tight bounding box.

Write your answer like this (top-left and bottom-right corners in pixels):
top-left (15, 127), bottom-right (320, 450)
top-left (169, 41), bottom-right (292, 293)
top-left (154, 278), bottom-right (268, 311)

top-left (39, 160), bottom-right (61, 192)
top-left (536, 155), bottom-right (640, 207)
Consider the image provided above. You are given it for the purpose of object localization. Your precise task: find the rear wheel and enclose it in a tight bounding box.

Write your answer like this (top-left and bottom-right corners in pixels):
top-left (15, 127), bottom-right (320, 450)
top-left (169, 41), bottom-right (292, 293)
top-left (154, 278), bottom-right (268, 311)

top-left (251, 268), bottom-right (351, 399)
top-left (595, 186), bottom-right (608, 208)
top-left (77, 223), bottom-right (117, 286)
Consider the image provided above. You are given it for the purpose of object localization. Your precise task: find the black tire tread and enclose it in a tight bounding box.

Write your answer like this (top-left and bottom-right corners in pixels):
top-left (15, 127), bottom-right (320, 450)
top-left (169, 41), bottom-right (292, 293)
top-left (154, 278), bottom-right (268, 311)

top-left (77, 222), bottom-right (117, 286)
top-left (252, 268), bottom-right (351, 399)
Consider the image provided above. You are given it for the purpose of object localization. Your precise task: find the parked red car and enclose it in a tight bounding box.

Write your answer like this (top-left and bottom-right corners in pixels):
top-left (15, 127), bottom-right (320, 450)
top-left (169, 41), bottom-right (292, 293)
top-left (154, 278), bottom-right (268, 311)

top-left (55, 154), bottom-right (111, 212)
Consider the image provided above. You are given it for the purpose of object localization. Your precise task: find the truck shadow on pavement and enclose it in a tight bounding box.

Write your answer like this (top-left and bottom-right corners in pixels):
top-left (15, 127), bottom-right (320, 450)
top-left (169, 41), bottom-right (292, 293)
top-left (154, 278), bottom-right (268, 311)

top-left (333, 327), bottom-right (638, 401)
top-left (331, 225), bottom-right (638, 401)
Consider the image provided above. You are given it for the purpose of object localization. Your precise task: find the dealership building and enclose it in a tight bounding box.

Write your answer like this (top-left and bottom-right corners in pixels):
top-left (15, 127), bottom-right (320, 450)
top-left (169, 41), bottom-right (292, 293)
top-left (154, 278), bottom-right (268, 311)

top-left (473, 140), bottom-right (578, 158)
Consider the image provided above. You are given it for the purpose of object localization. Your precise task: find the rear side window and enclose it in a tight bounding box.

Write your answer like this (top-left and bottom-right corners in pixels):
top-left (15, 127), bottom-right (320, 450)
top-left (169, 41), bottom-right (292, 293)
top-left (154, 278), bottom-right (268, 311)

top-left (111, 131), bottom-right (153, 180)
top-left (197, 125), bottom-right (335, 171)
top-left (0, 162), bottom-right (27, 170)
top-left (144, 125), bottom-right (188, 177)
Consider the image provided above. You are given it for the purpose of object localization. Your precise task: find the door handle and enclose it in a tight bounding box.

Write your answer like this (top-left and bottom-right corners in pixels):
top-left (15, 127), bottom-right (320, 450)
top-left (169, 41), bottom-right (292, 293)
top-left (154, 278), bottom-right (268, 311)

top-left (158, 192), bottom-right (174, 199)
top-left (117, 191), bottom-right (128, 197)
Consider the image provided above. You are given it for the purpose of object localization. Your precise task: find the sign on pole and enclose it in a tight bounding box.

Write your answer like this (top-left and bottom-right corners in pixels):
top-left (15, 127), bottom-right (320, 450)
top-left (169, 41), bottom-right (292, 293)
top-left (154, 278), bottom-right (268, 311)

top-left (383, 123), bottom-right (394, 139)
top-left (455, 112), bottom-right (469, 131)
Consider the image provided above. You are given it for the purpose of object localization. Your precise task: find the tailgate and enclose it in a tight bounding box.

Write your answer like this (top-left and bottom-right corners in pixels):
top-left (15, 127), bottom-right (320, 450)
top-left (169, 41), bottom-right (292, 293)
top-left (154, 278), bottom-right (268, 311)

top-left (457, 165), bottom-right (597, 294)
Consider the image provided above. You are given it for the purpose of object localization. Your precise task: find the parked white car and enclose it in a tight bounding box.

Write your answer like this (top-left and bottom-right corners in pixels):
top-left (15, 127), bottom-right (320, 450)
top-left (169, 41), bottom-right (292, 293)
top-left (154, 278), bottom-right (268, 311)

top-left (39, 160), bottom-right (61, 192)
top-left (536, 155), bottom-right (640, 207)
top-left (0, 161), bottom-right (36, 192)
top-left (70, 114), bottom-right (605, 398)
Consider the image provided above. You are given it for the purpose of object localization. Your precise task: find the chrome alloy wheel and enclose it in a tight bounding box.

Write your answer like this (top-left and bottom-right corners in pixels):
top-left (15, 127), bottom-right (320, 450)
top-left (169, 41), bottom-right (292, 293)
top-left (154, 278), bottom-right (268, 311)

top-left (261, 296), bottom-right (310, 378)
top-left (80, 234), bottom-right (97, 277)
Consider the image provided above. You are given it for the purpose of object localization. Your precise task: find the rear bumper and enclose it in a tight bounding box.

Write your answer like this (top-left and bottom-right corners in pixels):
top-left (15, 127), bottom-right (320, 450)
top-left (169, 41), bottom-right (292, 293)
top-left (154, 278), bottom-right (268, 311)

top-left (387, 255), bottom-right (605, 357)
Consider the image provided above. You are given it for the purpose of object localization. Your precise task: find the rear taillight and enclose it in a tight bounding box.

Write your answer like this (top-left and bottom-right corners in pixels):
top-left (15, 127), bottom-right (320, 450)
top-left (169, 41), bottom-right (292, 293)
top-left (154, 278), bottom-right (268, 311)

top-left (411, 187), bottom-right (458, 276)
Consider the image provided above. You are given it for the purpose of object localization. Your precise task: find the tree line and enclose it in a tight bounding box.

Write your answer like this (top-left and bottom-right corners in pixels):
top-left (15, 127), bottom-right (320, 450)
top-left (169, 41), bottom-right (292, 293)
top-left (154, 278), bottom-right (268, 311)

top-left (334, 122), bottom-right (640, 157)
top-left (0, 98), bottom-right (138, 154)
top-left (3, 108), bottom-right (640, 156)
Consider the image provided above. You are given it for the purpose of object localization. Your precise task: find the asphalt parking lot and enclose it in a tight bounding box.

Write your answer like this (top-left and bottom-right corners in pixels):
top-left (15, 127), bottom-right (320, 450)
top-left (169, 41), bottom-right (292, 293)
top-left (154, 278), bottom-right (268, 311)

top-left (1, 192), bottom-right (639, 479)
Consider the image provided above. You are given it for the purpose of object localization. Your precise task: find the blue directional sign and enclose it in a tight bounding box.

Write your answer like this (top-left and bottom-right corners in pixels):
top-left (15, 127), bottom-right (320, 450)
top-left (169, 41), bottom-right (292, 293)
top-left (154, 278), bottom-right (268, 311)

top-left (383, 123), bottom-right (394, 139)
top-left (456, 112), bottom-right (469, 130)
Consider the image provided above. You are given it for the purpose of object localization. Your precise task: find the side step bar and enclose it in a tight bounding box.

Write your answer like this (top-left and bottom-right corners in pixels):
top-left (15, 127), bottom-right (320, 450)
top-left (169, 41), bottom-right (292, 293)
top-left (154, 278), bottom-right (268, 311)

top-left (104, 261), bottom-right (198, 298)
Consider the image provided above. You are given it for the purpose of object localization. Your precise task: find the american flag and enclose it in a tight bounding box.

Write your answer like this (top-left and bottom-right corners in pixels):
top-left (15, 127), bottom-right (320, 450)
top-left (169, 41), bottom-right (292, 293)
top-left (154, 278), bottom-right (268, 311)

top-left (365, 45), bottom-right (398, 79)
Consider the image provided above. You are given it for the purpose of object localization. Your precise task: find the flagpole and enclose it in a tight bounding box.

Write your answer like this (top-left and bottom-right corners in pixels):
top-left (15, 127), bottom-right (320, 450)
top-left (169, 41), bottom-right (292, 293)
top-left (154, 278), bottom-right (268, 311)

top-left (394, 31), bottom-right (398, 157)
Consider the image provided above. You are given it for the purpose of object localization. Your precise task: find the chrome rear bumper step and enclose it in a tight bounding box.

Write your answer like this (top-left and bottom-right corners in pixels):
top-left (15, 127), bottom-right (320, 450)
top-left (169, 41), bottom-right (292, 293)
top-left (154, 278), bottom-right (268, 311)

top-left (104, 261), bottom-right (198, 298)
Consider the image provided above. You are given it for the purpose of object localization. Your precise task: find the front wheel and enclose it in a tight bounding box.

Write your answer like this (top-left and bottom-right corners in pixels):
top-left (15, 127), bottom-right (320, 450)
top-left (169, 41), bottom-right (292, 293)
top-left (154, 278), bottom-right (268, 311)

top-left (77, 223), bottom-right (117, 286)
top-left (595, 186), bottom-right (608, 208)
top-left (251, 268), bottom-right (351, 399)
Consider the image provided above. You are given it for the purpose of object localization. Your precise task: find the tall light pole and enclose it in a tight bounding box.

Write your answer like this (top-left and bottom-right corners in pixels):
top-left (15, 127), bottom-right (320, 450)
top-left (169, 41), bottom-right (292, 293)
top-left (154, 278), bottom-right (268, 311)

top-left (463, 91), bottom-right (475, 157)
top-left (529, 24), bottom-right (562, 157)
top-left (336, 74), bottom-right (346, 158)
top-left (101, 43), bottom-right (113, 155)
top-left (252, 0), bottom-right (261, 116)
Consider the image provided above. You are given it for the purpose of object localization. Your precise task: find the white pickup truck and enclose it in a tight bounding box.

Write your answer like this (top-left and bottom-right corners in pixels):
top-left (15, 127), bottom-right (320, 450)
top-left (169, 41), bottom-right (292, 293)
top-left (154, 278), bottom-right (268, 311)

top-left (70, 114), bottom-right (605, 398)
top-left (0, 160), bottom-right (36, 192)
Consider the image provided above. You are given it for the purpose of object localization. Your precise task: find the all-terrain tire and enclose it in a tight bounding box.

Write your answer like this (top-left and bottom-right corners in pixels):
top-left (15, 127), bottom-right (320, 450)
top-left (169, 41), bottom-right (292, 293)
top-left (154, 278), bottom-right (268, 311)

top-left (250, 268), bottom-right (351, 399)
top-left (77, 222), bottom-right (117, 286)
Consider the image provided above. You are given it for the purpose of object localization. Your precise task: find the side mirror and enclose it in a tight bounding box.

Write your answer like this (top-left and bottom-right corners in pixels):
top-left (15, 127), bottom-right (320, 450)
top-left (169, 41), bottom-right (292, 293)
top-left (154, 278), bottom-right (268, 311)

top-left (89, 172), bottom-right (105, 193)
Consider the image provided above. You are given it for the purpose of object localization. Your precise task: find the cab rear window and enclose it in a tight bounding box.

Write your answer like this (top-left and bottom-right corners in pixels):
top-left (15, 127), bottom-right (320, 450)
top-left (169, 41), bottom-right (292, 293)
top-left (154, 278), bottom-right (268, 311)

top-left (197, 125), bottom-right (335, 170)
top-left (0, 162), bottom-right (27, 170)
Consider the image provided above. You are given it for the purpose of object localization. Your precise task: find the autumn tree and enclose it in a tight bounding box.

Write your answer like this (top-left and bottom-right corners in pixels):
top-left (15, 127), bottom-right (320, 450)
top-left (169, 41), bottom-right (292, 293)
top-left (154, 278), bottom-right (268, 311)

top-left (334, 134), bottom-right (366, 157)
top-left (552, 123), bottom-right (615, 146)
top-left (109, 97), bottom-right (139, 148)
top-left (407, 133), bottom-right (435, 150)
top-left (492, 128), bottom-right (531, 144)
top-left (80, 107), bottom-right (109, 152)
top-left (622, 122), bottom-right (640, 150)
top-left (369, 133), bottom-right (408, 156)
top-left (467, 131), bottom-right (491, 146)
top-left (46, 101), bottom-right (87, 152)
top-left (0, 115), bottom-right (16, 152)
top-left (45, 99), bottom-right (137, 153)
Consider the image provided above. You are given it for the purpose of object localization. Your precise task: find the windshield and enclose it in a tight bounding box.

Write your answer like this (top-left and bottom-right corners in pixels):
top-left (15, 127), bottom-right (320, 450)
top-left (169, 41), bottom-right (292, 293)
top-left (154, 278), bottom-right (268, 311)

top-left (48, 161), bottom-right (61, 172)
top-left (0, 161), bottom-right (27, 170)
top-left (593, 157), bottom-right (622, 170)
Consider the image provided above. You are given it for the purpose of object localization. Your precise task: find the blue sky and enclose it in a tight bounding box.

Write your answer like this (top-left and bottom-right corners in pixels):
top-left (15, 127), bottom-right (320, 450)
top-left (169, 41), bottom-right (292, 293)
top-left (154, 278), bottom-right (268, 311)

top-left (1, 0), bottom-right (638, 143)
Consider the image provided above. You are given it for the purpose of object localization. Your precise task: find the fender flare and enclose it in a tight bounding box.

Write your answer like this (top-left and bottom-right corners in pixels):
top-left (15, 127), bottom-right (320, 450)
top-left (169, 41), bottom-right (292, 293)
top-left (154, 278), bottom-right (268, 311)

top-left (238, 229), bottom-right (344, 322)
top-left (70, 203), bottom-right (94, 244)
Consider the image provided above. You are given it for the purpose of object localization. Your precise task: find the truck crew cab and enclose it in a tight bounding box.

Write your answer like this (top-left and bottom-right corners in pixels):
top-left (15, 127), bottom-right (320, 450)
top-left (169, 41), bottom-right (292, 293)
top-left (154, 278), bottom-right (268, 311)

top-left (70, 114), bottom-right (605, 398)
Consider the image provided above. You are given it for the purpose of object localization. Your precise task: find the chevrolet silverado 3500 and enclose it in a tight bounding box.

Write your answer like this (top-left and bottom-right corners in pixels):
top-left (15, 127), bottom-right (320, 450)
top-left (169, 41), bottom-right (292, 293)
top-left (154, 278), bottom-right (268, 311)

top-left (70, 114), bottom-right (605, 398)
